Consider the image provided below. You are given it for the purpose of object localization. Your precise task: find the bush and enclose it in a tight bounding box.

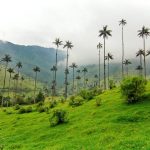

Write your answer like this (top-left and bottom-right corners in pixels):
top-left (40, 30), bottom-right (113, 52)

top-left (95, 97), bottom-right (101, 106)
top-left (59, 96), bottom-right (65, 103)
top-left (14, 104), bottom-right (20, 110)
top-left (49, 109), bottom-right (68, 127)
top-left (49, 100), bottom-right (57, 108)
top-left (109, 80), bottom-right (116, 89)
top-left (37, 106), bottom-right (45, 113)
top-left (18, 107), bottom-right (26, 114)
top-left (79, 90), bottom-right (94, 100)
top-left (69, 96), bottom-right (84, 107)
top-left (35, 91), bottom-right (45, 103)
top-left (26, 106), bottom-right (32, 113)
top-left (15, 96), bottom-right (25, 105)
top-left (121, 77), bottom-right (146, 104)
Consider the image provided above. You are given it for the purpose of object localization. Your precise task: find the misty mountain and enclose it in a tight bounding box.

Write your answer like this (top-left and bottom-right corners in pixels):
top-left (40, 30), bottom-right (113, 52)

top-left (0, 40), bottom-right (66, 84)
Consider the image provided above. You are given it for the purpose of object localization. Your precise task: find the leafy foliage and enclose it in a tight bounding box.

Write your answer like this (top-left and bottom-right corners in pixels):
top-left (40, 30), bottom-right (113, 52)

top-left (49, 109), bottom-right (68, 127)
top-left (121, 77), bottom-right (146, 104)
top-left (69, 96), bottom-right (84, 107)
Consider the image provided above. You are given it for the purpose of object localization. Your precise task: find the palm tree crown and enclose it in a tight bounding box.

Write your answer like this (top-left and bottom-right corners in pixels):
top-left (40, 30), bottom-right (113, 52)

top-left (123, 59), bottom-right (131, 65)
top-left (138, 26), bottom-right (150, 38)
top-left (119, 19), bottom-right (127, 26)
top-left (136, 49), bottom-right (144, 57)
top-left (1, 54), bottom-right (12, 63)
top-left (99, 25), bottom-right (112, 38)
top-left (53, 38), bottom-right (63, 48)
top-left (33, 66), bottom-right (40, 73)
top-left (97, 42), bottom-right (102, 49)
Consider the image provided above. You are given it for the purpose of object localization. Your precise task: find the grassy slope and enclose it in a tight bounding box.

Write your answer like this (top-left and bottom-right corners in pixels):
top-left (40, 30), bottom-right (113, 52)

top-left (0, 84), bottom-right (150, 150)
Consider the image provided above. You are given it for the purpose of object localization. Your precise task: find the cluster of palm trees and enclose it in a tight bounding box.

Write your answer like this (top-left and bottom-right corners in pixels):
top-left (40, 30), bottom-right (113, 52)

top-left (97, 19), bottom-right (150, 90)
top-left (1, 18), bottom-right (150, 105)
top-left (0, 54), bottom-right (42, 105)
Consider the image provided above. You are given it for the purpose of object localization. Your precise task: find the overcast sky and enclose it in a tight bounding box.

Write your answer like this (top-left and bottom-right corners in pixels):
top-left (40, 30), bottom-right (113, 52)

top-left (0, 0), bottom-right (150, 65)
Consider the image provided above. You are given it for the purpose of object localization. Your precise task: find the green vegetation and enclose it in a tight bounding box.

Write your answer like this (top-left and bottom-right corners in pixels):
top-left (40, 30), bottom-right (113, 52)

top-left (0, 82), bottom-right (150, 149)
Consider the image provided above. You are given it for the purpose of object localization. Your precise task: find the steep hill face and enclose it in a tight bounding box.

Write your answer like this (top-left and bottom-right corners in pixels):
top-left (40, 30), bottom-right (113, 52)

top-left (0, 40), bottom-right (66, 83)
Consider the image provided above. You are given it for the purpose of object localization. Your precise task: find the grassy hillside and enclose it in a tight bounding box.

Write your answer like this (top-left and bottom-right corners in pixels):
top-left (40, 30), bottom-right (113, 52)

top-left (0, 83), bottom-right (150, 149)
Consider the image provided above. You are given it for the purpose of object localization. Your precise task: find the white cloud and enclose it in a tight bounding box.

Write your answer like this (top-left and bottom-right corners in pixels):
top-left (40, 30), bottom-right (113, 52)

top-left (0, 0), bottom-right (150, 65)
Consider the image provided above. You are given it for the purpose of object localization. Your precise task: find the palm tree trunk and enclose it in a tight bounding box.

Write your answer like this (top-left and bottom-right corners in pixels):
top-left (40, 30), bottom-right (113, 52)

top-left (143, 36), bottom-right (146, 79)
top-left (34, 72), bottom-right (37, 103)
top-left (122, 25), bottom-right (124, 79)
top-left (108, 58), bottom-right (109, 89)
top-left (54, 46), bottom-right (58, 96)
top-left (140, 54), bottom-right (142, 76)
top-left (99, 49), bottom-right (101, 88)
top-left (2, 63), bottom-right (8, 106)
top-left (104, 37), bottom-right (106, 89)
top-left (127, 65), bottom-right (128, 76)
top-left (65, 48), bottom-right (69, 99)
top-left (8, 73), bottom-right (11, 97)
top-left (73, 67), bottom-right (74, 93)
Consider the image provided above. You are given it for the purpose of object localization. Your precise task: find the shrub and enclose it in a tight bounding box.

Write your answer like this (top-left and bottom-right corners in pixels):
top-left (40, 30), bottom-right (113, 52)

top-left (37, 106), bottom-right (45, 113)
top-left (95, 97), bottom-right (101, 106)
top-left (121, 77), bottom-right (146, 104)
top-left (49, 109), bottom-right (68, 127)
top-left (109, 80), bottom-right (116, 89)
top-left (26, 106), bottom-right (32, 113)
top-left (79, 90), bottom-right (94, 100)
top-left (15, 96), bottom-right (25, 105)
top-left (69, 96), bottom-right (84, 107)
top-left (49, 100), bottom-right (57, 108)
top-left (18, 107), bottom-right (26, 114)
top-left (14, 104), bottom-right (20, 110)
top-left (35, 91), bottom-right (45, 103)
top-left (59, 96), bottom-right (65, 103)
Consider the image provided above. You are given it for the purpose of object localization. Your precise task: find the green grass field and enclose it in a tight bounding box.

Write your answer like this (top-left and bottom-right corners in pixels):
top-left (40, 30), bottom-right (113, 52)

top-left (0, 83), bottom-right (150, 150)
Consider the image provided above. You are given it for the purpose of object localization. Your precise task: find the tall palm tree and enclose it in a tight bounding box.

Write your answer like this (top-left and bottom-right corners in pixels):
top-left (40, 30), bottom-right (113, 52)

top-left (138, 26), bottom-right (150, 79)
top-left (50, 65), bottom-right (57, 97)
top-left (69, 62), bottom-right (78, 93)
top-left (136, 49), bottom-right (144, 76)
top-left (119, 19), bottom-right (127, 78)
top-left (7, 68), bottom-right (14, 96)
top-left (16, 61), bottom-right (22, 93)
top-left (105, 53), bottom-right (113, 88)
top-left (12, 73), bottom-right (19, 105)
top-left (136, 65), bottom-right (143, 76)
top-left (20, 76), bottom-right (24, 93)
top-left (53, 38), bottom-right (63, 95)
top-left (76, 75), bottom-right (81, 93)
top-left (1, 54), bottom-right (12, 89)
top-left (33, 66), bottom-right (40, 103)
top-left (99, 25), bottom-right (112, 89)
top-left (97, 42), bottom-right (102, 88)
top-left (94, 74), bottom-right (98, 86)
top-left (63, 41), bottom-right (73, 99)
top-left (82, 67), bottom-right (88, 88)
top-left (77, 69), bottom-right (80, 76)
top-left (123, 59), bottom-right (131, 76)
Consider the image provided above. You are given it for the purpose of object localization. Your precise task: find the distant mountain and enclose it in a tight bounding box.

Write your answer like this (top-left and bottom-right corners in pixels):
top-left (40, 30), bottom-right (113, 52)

top-left (0, 40), bottom-right (66, 84)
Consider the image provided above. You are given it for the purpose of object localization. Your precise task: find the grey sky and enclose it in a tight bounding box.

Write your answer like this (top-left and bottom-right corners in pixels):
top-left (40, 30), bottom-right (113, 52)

top-left (0, 0), bottom-right (150, 65)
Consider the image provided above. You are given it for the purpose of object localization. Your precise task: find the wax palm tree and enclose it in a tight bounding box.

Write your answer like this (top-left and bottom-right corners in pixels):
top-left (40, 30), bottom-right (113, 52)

top-left (105, 53), bottom-right (113, 88)
top-left (1, 54), bottom-right (12, 89)
top-left (99, 25), bottom-right (112, 89)
top-left (76, 75), bottom-right (81, 93)
top-left (136, 49), bottom-right (144, 76)
top-left (94, 74), bottom-right (98, 86)
top-left (12, 73), bottom-right (19, 105)
top-left (136, 65), bottom-right (143, 76)
top-left (20, 76), bottom-right (24, 92)
top-left (33, 66), bottom-right (40, 103)
top-left (77, 69), bottom-right (80, 76)
top-left (119, 19), bottom-right (127, 78)
top-left (123, 59), bottom-right (131, 76)
top-left (63, 41), bottom-right (73, 99)
top-left (69, 62), bottom-right (78, 93)
top-left (53, 38), bottom-right (63, 95)
top-left (7, 68), bottom-right (14, 96)
top-left (16, 61), bottom-right (22, 93)
top-left (138, 26), bottom-right (150, 79)
top-left (82, 67), bottom-right (88, 88)
top-left (97, 42), bottom-right (102, 88)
